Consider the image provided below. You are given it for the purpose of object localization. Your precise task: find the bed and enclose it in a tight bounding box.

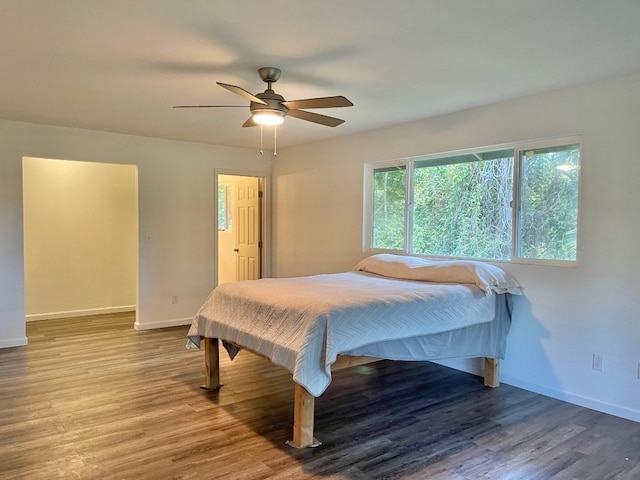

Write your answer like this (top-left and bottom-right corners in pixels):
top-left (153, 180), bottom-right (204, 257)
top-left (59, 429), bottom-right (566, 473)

top-left (187, 253), bottom-right (523, 447)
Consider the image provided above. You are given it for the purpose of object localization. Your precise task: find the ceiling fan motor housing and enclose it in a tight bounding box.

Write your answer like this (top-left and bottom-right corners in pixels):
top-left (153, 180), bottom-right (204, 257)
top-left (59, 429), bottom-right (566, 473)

top-left (250, 89), bottom-right (289, 118)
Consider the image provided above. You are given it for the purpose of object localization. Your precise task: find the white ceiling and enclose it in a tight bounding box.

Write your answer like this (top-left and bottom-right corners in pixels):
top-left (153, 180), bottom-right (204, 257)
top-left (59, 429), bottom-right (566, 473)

top-left (2, 1), bottom-right (640, 150)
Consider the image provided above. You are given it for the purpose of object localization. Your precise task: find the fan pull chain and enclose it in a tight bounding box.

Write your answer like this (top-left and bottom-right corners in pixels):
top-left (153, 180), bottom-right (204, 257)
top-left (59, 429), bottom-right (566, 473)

top-left (260, 126), bottom-right (264, 155)
top-left (258, 125), bottom-right (278, 156)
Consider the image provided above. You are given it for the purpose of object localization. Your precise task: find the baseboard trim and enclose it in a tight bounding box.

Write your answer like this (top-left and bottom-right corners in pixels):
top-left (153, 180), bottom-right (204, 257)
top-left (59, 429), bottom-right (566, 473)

top-left (26, 305), bottom-right (136, 322)
top-left (500, 373), bottom-right (640, 424)
top-left (434, 358), bottom-right (640, 424)
top-left (0, 337), bottom-right (28, 348)
top-left (134, 317), bottom-right (192, 331)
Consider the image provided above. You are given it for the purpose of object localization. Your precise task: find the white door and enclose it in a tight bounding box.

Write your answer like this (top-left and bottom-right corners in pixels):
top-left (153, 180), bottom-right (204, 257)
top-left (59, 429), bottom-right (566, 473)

top-left (234, 177), bottom-right (261, 281)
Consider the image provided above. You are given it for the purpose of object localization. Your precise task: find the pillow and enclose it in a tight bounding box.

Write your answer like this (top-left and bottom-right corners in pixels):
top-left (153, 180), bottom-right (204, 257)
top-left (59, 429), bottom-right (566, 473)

top-left (353, 253), bottom-right (523, 295)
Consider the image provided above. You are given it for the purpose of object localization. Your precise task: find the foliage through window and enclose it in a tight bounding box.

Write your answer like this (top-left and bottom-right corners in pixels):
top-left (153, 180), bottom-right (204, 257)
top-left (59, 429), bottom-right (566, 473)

top-left (218, 184), bottom-right (232, 230)
top-left (372, 166), bottom-right (406, 250)
top-left (367, 138), bottom-right (580, 264)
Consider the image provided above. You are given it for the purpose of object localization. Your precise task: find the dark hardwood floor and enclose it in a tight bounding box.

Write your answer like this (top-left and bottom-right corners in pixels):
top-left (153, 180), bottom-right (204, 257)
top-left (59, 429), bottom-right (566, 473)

top-left (1, 313), bottom-right (638, 479)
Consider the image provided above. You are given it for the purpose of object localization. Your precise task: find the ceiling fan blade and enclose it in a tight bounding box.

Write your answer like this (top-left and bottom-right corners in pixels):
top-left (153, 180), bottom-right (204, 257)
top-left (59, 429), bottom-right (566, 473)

top-left (173, 105), bottom-right (247, 108)
top-left (242, 117), bottom-right (259, 127)
top-left (217, 82), bottom-right (267, 105)
top-left (287, 109), bottom-right (345, 127)
top-left (282, 96), bottom-right (353, 110)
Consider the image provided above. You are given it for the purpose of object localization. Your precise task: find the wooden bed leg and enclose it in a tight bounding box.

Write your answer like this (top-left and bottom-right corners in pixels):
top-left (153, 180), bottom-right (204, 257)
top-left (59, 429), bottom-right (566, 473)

top-left (201, 338), bottom-right (222, 390)
top-left (484, 358), bottom-right (500, 388)
top-left (286, 384), bottom-right (321, 448)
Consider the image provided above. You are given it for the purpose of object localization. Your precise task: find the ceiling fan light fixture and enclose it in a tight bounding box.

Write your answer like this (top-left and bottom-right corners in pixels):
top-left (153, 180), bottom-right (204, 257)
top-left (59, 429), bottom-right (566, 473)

top-left (252, 110), bottom-right (285, 126)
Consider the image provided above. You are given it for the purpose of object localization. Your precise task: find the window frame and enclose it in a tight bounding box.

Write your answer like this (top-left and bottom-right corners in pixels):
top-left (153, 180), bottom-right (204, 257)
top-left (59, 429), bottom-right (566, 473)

top-left (363, 135), bottom-right (581, 267)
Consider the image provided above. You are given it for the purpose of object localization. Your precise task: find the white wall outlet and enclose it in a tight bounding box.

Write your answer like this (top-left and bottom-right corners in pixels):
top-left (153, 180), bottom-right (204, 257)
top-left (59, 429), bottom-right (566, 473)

top-left (171, 295), bottom-right (178, 305)
top-left (592, 354), bottom-right (604, 372)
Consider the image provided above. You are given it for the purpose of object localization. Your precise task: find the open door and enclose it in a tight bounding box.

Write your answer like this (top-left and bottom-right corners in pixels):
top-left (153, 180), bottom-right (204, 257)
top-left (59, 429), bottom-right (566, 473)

top-left (234, 177), bottom-right (261, 281)
top-left (217, 174), bottom-right (263, 284)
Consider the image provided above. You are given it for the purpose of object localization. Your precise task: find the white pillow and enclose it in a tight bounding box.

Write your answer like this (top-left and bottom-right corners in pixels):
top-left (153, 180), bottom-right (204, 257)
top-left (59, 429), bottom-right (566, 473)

top-left (354, 253), bottom-right (523, 295)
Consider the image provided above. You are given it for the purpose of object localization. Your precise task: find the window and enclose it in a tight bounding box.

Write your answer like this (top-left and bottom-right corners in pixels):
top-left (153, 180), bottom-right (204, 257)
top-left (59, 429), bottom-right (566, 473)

top-left (218, 184), bottom-right (232, 230)
top-left (517, 144), bottom-right (580, 261)
top-left (372, 165), bottom-right (407, 250)
top-left (366, 137), bottom-right (580, 264)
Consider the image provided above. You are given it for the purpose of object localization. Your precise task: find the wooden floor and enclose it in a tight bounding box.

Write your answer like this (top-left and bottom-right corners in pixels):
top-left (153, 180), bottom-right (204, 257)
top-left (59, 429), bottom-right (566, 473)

top-left (1, 313), bottom-right (639, 479)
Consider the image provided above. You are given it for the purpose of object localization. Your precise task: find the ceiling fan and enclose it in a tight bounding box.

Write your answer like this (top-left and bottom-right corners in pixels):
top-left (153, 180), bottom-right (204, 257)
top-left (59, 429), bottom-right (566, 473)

top-left (173, 67), bottom-right (353, 128)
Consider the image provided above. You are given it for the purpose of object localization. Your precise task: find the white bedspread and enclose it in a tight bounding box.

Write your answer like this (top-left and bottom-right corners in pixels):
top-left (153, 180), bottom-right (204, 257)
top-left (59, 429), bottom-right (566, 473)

top-left (187, 271), bottom-right (500, 396)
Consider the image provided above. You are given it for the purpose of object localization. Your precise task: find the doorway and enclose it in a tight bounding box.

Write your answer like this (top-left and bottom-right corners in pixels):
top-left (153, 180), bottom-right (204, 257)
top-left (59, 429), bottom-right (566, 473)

top-left (22, 157), bottom-right (138, 324)
top-left (217, 174), bottom-right (265, 285)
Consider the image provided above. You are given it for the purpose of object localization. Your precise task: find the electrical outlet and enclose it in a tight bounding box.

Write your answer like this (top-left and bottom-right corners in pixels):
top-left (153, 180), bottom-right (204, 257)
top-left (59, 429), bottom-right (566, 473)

top-left (592, 354), bottom-right (604, 372)
top-left (171, 295), bottom-right (178, 305)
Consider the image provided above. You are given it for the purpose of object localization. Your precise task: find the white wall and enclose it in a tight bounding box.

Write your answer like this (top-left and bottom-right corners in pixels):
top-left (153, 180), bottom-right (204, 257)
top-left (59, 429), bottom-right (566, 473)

top-left (23, 157), bottom-right (137, 319)
top-left (271, 72), bottom-right (640, 422)
top-left (0, 119), bottom-right (271, 346)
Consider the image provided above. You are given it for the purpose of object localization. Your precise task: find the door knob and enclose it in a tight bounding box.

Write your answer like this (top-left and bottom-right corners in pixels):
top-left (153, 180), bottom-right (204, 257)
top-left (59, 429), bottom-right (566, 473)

top-left (233, 248), bottom-right (239, 252)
